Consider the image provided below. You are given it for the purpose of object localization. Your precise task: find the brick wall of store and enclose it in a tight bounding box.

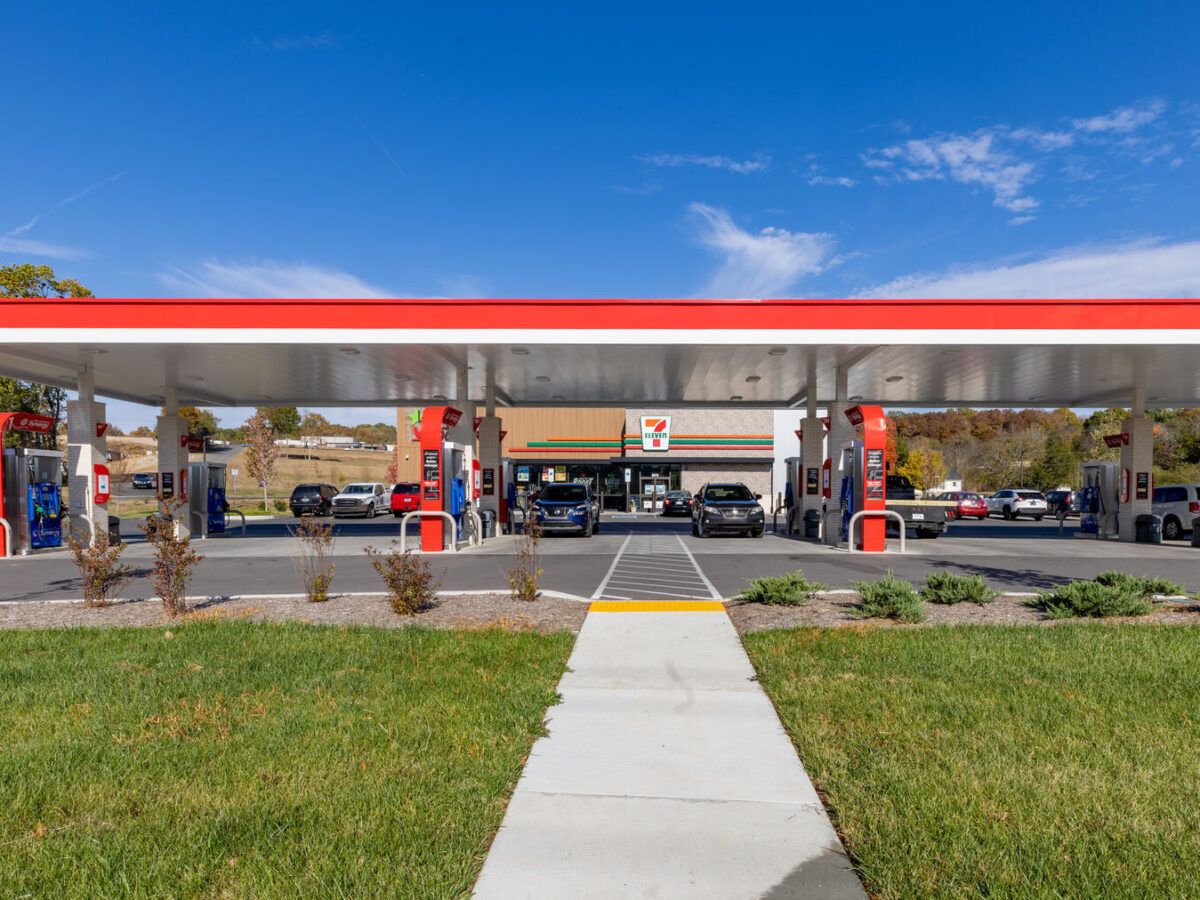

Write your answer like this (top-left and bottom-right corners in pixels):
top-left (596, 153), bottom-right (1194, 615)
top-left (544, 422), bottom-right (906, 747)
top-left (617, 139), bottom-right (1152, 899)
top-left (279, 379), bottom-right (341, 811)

top-left (681, 464), bottom-right (771, 499)
top-left (624, 408), bottom-right (773, 458)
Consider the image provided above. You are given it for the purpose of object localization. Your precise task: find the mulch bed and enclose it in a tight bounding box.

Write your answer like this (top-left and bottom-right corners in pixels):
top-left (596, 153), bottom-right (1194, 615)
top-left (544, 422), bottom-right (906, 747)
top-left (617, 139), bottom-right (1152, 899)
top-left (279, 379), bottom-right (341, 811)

top-left (727, 593), bottom-right (1200, 633)
top-left (0, 593), bottom-right (589, 634)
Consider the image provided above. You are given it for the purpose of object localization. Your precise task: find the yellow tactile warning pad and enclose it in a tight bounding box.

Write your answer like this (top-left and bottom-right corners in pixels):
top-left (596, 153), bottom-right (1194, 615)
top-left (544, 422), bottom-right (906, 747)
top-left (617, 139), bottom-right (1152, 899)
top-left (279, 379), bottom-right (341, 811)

top-left (588, 601), bottom-right (726, 612)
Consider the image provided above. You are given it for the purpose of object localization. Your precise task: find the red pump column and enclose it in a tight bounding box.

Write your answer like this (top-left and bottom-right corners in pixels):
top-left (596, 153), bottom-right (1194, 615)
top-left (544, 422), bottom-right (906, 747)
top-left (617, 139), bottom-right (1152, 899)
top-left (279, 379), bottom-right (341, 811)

top-left (418, 406), bottom-right (462, 552)
top-left (846, 404), bottom-right (887, 552)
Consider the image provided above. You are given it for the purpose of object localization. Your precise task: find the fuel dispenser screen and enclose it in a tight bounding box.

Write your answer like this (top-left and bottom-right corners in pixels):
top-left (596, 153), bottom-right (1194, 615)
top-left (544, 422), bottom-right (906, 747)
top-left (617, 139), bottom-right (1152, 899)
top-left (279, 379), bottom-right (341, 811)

top-left (865, 449), bottom-right (884, 500)
top-left (806, 468), bottom-right (818, 495)
top-left (422, 449), bottom-right (440, 501)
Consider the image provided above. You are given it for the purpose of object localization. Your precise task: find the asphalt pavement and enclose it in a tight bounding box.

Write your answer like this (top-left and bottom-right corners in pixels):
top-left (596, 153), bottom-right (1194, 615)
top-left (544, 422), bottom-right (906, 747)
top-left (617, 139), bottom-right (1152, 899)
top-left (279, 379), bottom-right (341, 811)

top-left (2, 512), bottom-right (1198, 603)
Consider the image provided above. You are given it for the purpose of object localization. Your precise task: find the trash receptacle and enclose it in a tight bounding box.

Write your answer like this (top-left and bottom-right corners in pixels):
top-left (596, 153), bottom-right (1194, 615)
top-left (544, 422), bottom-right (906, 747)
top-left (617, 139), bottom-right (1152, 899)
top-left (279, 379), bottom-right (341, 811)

top-left (1192, 516), bottom-right (1200, 547)
top-left (479, 509), bottom-right (496, 540)
top-left (804, 508), bottom-right (822, 539)
top-left (107, 515), bottom-right (121, 545)
top-left (1135, 513), bottom-right (1162, 544)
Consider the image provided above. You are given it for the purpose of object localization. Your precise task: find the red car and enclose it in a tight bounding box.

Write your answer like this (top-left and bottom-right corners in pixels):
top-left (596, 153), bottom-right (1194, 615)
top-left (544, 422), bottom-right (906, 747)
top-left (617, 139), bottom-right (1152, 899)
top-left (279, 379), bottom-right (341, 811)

top-left (390, 482), bottom-right (421, 517)
top-left (936, 491), bottom-right (988, 520)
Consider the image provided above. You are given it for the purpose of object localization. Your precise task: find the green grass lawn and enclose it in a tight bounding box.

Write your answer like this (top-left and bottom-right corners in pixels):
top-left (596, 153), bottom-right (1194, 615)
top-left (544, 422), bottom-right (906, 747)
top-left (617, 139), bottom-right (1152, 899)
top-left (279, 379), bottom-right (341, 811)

top-left (744, 625), bottom-right (1200, 899)
top-left (0, 621), bottom-right (574, 898)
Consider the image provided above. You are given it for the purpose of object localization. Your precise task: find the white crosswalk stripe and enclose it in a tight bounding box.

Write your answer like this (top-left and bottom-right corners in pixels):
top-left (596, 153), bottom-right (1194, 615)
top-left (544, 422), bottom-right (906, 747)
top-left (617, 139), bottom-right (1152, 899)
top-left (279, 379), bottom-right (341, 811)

top-left (591, 533), bottom-right (722, 600)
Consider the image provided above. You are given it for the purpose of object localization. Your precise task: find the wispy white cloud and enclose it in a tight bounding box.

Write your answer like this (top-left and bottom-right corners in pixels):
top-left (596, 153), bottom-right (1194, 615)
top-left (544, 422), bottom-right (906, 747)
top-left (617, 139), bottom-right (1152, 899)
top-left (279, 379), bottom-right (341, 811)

top-left (807, 174), bottom-right (857, 187)
top-left (610, 182), bottom-right (664, 196)
top-left (689, 203), bottom-right (835, 298)
top-left (1072, 98), bottom-right (1166, 134)
top-left (638, 153), bottom-right (771, 174)
top-left (863, 131), bottom-right (1038, 212)
top-left (855, 238), bottom-right (1200, 299)
top-left (0, 235), bottom-right (91, 261)
top-left (159, 260), bottom-right (393, 298)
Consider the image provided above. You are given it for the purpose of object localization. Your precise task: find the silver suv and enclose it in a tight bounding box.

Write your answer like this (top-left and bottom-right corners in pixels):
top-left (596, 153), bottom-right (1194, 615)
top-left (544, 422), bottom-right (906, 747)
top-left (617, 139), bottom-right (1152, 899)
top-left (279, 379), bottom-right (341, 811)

top-left (331, 482), bottom-right (387, 518)
top-left (1151, 484), bottom-right (1200, 540)
top-left (985, 489), bottom-right (1048, 520)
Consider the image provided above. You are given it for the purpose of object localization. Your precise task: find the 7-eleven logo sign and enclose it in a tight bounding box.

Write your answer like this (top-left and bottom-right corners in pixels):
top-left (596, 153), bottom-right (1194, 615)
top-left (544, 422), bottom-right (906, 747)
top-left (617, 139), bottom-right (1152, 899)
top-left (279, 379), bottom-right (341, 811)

top-left (640, 416), bottom-right (672, 451)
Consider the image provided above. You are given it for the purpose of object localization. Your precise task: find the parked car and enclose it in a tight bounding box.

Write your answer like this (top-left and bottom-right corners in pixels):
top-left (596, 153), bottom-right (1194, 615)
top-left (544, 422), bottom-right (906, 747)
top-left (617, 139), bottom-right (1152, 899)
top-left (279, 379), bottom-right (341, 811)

top-left (530, 482), bottom-right (600, 536)
top-left (934, 490), bottom-right (988, 520)
top-left (662, 490), bottom-right (693, 516)
top-left (692, 483), bottom-right (765, 538)
top-left (1044, 489), bottom-right (1080, 517)
top-left (390, 482), bottom-right (421, 517)
top-left (1151, 483), bottom-right (1200, 540)
top-left (331, 482), bottom-right (387, 518)
top-left (985, 489), bottom-right (1048, 520)
top-left (131, 472), bottom-right (156, 490)
top-left (289, 483), bottom-right (338, 517)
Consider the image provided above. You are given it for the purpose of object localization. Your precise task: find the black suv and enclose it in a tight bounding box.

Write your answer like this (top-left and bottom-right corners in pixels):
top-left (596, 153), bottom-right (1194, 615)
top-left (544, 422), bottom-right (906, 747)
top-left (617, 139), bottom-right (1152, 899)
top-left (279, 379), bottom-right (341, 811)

top-left (692, 483), bottom-right (765, 538)
top-left (131, 472), bottom-right (155, 490)
top-left (289, 483), bottom-right (338, 517)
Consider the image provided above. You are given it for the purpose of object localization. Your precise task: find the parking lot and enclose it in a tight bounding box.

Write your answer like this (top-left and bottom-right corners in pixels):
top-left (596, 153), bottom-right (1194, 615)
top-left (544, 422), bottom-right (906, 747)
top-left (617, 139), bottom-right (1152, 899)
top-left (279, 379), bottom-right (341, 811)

top-left (2, 511), bottom-right (1197, 605)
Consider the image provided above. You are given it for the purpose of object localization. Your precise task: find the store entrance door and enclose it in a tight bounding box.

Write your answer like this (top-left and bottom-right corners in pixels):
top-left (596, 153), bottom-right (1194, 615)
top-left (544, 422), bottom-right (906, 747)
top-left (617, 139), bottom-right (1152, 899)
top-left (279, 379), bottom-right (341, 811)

top-left (640, 476), bottom-right (667, 513)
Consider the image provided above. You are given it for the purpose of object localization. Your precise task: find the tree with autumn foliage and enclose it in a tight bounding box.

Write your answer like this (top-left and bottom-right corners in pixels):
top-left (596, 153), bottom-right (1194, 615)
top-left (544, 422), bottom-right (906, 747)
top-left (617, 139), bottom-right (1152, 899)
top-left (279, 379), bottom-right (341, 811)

top-left (243, 409), bottom-right (279, 510)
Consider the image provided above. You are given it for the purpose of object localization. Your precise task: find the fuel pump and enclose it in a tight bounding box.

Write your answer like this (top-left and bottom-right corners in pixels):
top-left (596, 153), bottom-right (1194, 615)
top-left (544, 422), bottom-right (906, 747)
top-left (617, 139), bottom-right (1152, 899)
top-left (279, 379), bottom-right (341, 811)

top-left (187, 461), bottom-right (227, 538)
top-left (839, 444), bottom-right (855, 543)
top-left (418, 406), bottom-right (472, 551)
top-left (1, 447), bottom-right (64, 555)
top-left (839, 405), bottom-right (888, 551)
top-left (1079, 461), bottom-right (1119, 536)
top-left (783, 457), bottom-right (800, 533)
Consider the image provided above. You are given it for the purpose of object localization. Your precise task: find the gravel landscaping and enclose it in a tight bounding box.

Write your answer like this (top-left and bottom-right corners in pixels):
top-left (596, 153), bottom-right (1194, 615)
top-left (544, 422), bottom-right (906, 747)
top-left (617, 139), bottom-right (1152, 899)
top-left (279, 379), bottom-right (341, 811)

top-left (0, 592), bottom-right (589, 633)
top-left (728, 592), bottom-right (1200, 632)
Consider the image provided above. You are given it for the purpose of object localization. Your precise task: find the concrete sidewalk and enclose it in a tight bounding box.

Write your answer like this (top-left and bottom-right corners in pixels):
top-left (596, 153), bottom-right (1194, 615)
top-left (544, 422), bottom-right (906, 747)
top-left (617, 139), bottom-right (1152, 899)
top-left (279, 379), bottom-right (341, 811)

top-left (473, 600), bottom-right (865, 898)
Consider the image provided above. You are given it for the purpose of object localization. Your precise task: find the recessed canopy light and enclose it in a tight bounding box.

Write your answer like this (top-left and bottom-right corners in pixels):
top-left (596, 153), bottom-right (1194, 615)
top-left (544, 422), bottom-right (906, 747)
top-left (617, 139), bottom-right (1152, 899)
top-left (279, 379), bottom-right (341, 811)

top-left (768, 347), bottom-right (787, 356)
top-left (849, 395), bottom-right (863, 402)
top-left (511, 347), bottom-right (530, 355)
top-left (729, 395), bottom-right (743, 402)
top-left (745, 375), bottom-right (762, 384)
top-left (885, 375), bottom-right (903, 383)
top-left (83, 347), bottom-right (108, 355)
top-left (551, 394), bottom-right (565, 401)
top-left (535, 375), bottom-right (551, 383)
top-left (338, 347), bottom-right (361, 355)
top-left (433, 394), bottom-right (447, 401)
top-left (394, 374), bottom-right (412, 382)
top-left (1028, 397), bottom-right (1045, 403)
top-left (257, 395), bottom-right (273, 401)
top-left (183, 375), bottom-right (204, 383)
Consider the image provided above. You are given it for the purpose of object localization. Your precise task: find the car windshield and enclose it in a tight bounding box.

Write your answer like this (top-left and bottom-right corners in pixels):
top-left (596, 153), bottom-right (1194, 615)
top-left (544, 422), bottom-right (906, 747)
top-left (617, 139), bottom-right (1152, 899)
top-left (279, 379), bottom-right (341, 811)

top-left (1017, 491), bottom-right (1044, 500)
top-left (705, 485), bottom-right (754, 502)
top-left (343, 484), bottom-right (373, 494)
top-left (392, 483), bottom-right (419, 494)
top-left (539, 484), bottom-right (587, 503)
top-left (667, 491), bottom-right (691, 499)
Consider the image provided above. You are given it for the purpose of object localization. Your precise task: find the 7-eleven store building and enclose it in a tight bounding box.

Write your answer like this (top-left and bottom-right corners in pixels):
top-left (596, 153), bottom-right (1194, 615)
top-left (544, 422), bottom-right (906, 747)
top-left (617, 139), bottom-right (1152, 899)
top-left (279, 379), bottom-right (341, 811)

top-left (395, 406), bottom-right (774, 512)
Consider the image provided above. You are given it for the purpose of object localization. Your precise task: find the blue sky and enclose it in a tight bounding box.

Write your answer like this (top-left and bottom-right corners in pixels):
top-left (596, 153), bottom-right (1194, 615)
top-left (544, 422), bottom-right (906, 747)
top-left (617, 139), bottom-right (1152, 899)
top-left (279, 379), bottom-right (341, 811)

top-left (4, 2), bottom-right (1200, 429)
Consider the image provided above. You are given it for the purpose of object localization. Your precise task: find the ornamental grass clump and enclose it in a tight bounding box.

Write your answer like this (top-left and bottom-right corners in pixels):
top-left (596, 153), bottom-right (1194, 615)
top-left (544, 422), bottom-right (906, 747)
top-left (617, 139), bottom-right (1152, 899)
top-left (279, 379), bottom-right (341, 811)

top-left (1024, 578), bottom-right (1154, 620)
top-left (365, 541), bottom-right (441, 615)
top-left (850, 571), bottom-right (924, 622)
top-left (737, 570), bottom-right (827, 606)
top-left (1094, 570), bottom-right (1184, 598)
top-left (920, 572), bottom-right (997, 605)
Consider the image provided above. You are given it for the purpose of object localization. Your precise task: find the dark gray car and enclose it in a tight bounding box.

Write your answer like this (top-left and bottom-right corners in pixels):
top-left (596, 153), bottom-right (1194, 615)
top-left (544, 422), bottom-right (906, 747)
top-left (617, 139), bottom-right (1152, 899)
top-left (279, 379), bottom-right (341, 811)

top-left (692, 483), bottom-right (765, 538)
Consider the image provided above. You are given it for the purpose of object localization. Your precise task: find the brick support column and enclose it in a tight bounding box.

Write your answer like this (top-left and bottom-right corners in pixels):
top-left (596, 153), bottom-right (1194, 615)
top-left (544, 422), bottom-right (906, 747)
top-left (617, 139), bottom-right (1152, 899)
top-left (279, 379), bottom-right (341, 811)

top-left (156, 414), bottom-right (190, 537)
top-left (477, 416), bottom-right (502, 521)
top-left (799, 416), bottom-right (825, 524)
top-left (1118, 416), bottom-right (1154, 542)
top-left (66, 400), bottom-right (106, 545)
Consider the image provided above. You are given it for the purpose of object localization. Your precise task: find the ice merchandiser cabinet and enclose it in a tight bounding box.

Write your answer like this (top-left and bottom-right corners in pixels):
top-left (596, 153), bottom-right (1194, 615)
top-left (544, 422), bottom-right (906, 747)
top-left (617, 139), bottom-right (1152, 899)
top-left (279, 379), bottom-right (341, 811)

top-left (1, 448), bottom-right (65, 556)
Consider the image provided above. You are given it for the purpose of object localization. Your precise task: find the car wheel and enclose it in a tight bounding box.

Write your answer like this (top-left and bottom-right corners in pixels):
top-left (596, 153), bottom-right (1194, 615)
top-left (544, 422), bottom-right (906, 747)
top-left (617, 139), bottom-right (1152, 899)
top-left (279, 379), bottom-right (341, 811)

top-left (1163, 516), bottom-right (1182, 541)
top-left (699, 519), bottom-right (710, 538)
top-left (393, 511), bottom-right (402, 518)
top-left (976, 515), bottom-right (987, 520)
top-left (691, 520), bottom-right (699, 536)
top-left (918, 529), bottom-right (939, 539)
top-left (592, 518), bottom-right (600, 533)
top-left (751, 527), bottom-right (764, 538)
top-left (1002, 506), bottom-right (1013, 520)
top-left (1033, 515), bottom-right (1044, 521)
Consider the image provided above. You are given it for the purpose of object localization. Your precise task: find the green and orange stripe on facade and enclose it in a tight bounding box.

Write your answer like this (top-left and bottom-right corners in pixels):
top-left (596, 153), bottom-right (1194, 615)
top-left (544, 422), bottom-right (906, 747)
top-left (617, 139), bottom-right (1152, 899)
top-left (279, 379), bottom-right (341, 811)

top-left (506, 434), bottom-right (774, 454)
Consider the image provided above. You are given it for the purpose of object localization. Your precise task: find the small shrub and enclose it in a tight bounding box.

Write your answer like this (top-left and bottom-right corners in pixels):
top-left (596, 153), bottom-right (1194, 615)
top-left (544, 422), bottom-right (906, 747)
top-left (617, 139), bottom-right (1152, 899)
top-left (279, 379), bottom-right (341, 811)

top-left (850, 571), bottom-right (924, 622)
top-left (737, 570), bottom-right (826, 606)
top-left (273, 498), bottom-right (288, 513)
top-left (1024, 580), bottom-right (1154, 619)
top-left (920, 572), bottom-right (996, 605)
top-left (291, 516), bottom-right (336, 602)
top-left (1094, 571), bottom-right (1184, 597)
top-left (140, 502), bottom-right (204, 617)
top-left (509, 521), bottom-right (543, 602)
top-left (66, 529), bottom-right (131, 608)
top-left (365, 541), bottom-right (441, 615)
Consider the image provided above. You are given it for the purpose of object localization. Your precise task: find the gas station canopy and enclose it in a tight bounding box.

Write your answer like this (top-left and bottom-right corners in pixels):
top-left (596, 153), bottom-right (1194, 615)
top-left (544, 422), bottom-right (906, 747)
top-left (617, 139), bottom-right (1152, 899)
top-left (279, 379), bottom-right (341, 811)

top-left (2, 297), bottom-right (1199, 408)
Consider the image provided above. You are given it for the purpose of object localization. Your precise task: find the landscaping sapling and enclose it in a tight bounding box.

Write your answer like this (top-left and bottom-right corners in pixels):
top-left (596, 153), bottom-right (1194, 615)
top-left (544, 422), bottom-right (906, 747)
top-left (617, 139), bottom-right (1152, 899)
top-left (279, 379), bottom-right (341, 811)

top-left (365, 541), bottom-right (442, 615)
top-left (509, 521), bottom-right (543, 602)
top-left (66, 529), bottom-right (131, 608)
top-left (291, 515), bottom-right (336, 602)
top-left (140, 500), bottom-right (204, 617)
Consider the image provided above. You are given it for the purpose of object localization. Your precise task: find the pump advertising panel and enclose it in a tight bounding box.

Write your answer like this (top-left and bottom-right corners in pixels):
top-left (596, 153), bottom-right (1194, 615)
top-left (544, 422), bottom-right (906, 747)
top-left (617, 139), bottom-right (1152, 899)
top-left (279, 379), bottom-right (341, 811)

top-left (93, 464), bottom-right (110, 505)
top-left (422, 449), bottom-right (440, 501)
